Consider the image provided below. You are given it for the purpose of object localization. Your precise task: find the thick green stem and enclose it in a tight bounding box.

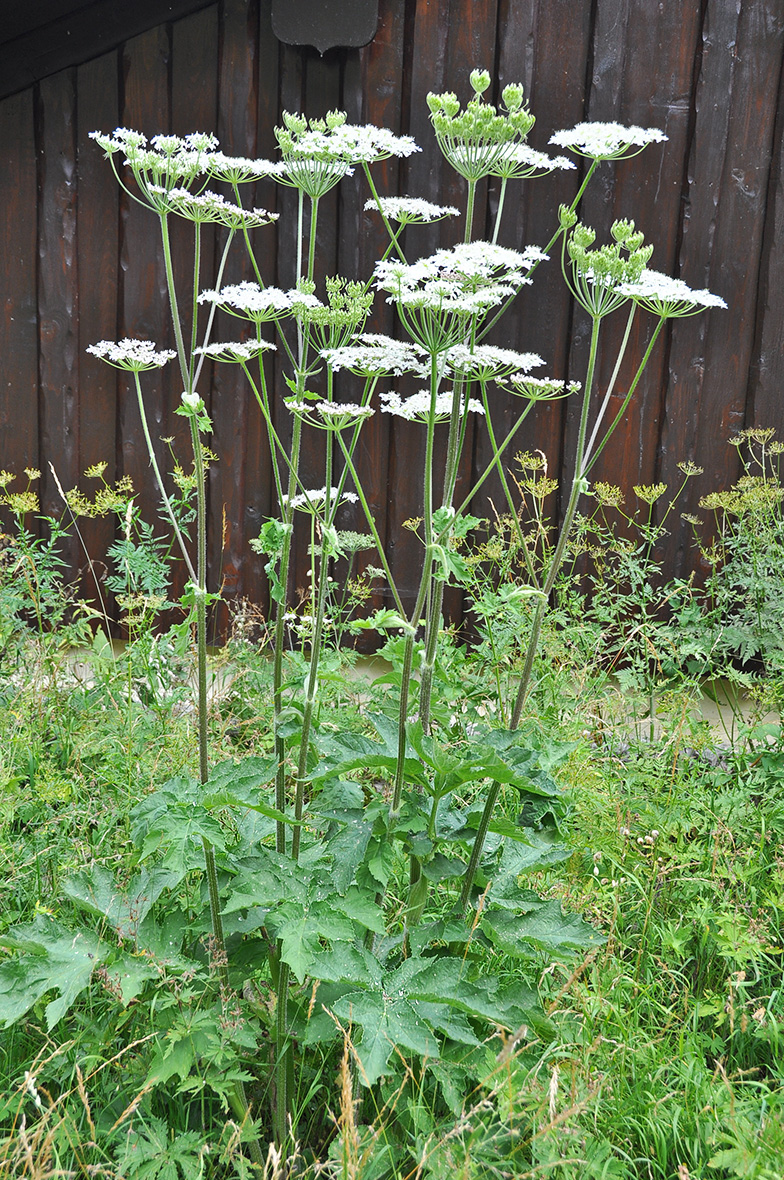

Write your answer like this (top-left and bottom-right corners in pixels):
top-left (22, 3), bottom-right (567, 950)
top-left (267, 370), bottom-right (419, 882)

top-left (307, 197), bottom-right (320, 281)
top-left (464, 179), bottom-right (477, 243)
top-left (132, 374), bottom-right (196, 584)
top-left (419, 375), bottom-right (466, 732)
top-left (584, 318), bottom-right (665, 475)
top-left (415, 357), bottom-right (443, 733)
top-left (159, 213), bottom-right (189, 389)
top-left (491, 178), bottom-right (508, 245)
top-left (363, 163), bottom-right (407, 262)
top-left (335, 435), bottom-right (406, 618)
top-left (272, 414), bottom-right (304, 854)
top-left (460, 315), bottom-right (603, 911)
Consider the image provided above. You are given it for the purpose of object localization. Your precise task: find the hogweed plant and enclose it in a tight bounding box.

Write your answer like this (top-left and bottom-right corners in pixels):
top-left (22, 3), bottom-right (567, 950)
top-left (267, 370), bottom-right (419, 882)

top-left (0, 70), bottom-right (726, 1170)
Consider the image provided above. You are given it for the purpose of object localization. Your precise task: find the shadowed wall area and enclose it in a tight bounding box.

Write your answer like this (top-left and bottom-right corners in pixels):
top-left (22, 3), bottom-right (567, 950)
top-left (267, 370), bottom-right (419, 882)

top-left (1, 0), bottom-right (783, 624)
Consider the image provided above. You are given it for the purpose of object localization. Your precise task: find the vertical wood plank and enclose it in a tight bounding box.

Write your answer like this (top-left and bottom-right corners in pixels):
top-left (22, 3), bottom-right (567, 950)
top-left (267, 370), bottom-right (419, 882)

top-left (659, 0), bottom-right (784, 576)
top-left (37, 70), bottom-right (79, 585)
top-left (340, 0), bottom-right (406, 626)
top-left (748, 44), bottom-right (784, 430)
top-left (210, 0), bottom-right (264, 618)
top-left (119, 24), bottom-right (173, 554)
top-left (0, 90), bottom-right (39, 485)
top-left (170, 4), bottom-right (220, 607)
top-left (76, 51), bottom-right (120, 616)
top-left (486, 0), bottom-right (593, 564)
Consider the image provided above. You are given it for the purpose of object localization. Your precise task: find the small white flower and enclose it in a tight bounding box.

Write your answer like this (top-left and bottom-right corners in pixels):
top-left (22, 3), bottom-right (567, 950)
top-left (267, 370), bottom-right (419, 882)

top-left (506, 375), bottom-right (581, 401)
top-left (25, 1072), bottom-right (42, 1110)
top-left (617, 269), bottom-right (727, 316)
top-left (379, 389), bottom-right (484, 422)
top-left (281, 486), bottom-right (359, 512)
top-left (447, 142), bottom-right (576, 179)
top-left (549, 121), bottom-right (668, 160)
top-left (198, 282), bottom-right (321, 321)
top-left (181, 390), bottom-right (202, 409)
top-left (86, 339), bottom-right (176, 370)
top-left (194, 340), bottom-right (276, 362)
top-left (158, 187), bottom-right (278, 228)
top-left (313, 401), bottom-right (375, 428)
top-left (208, 153), bottom-right (287, 182)
top-left (321, 334), bottom-right (428, 377)
top-left (364, 196), bottom-right (459, 223)
top-left (446, 343), bottom-right (544, 380)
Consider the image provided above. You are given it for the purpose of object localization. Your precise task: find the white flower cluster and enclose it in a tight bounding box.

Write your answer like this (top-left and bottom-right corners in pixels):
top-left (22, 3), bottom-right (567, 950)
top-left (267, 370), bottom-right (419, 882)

top-left (617, 269), bottom-right (727, 315)
top-left (549, 122), bottom-right (668, 160)
top-left (374, 242), bottom-right (546, 312)
top-left (321, 333), bottom-right (428, 377)
top-left (149, 186), bottom-right (277, 228)
top-left (194, 340), bottom-right (276, 362)
top-left (445, 343), bottom-right (544, 380)
top-left (448, 142), bottom-right (576, 179)
top-left (313, 401), bottom-right (375, 425)
top-left (379, 389), bottom-right (485, 422)
top-left (364, 196), bottom-right (460, 223)
top-left (277, 157), bottom-right (354, 195)
top-left (86, 339), bottom-right (176, 370)
top-left (208, 153), bottom-right (287, 183)
top-left (282, 123), bottom-right (419, 164)
top-left (198, 282), bottom-right (322, 321)
top-left (507, 375), bottom-right (581, 401)
top-left (282, 486), bottom-right (359, 512)
top-left (89, 129), bottom-right (217, 190)
top-left (284, 399), bottom-right (375, 430)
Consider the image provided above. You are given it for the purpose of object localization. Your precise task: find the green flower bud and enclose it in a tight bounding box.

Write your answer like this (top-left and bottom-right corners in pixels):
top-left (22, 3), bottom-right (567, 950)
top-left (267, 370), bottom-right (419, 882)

top-left (442, 92), bottom-right (460, 118)
top-left (559, 205), bottom-right (578, 229)
top-left (611, 218), bottom-right (635, 243)
top-left (470, 68), bottom-right (492, 95)
top-left (571, 223), bottom-right (596, 249)
top-left (282, 112), bottom-right (306, 135)
top-left (502, 82), bottom-right (524, 112)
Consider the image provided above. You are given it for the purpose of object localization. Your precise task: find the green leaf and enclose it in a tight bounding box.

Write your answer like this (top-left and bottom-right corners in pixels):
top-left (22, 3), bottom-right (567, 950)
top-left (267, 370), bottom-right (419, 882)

top-left (0, 915), bottom-right (106, 1029)
top-left (412, 1000), bottom-right (480, 1046)
top-left (332, 989), bottom-right (438, 1086)
top-left (324, 812), bottom-right (374, 894)
top-left (336, 887), bottom-right (386, 934)
top-left (62, 863), bottom-right (182, 937)
top-left (487, 837), bottom-right (571, 908)
top-left (311, 715), bottom-right (426, 788)
top-left (482, 901), bottom-right (604, 956)
top-left (138, 803), bottom-right (227, 871)
top-left (308, 943), bottom-right (383, 988)
top-left (254, 518), bottom-right (292, 604)
top-left (276, 904), bottom-right (355, 982)
top-left (203, 754), bottom-right (276, 793)
top-left (103, 952), bottom-right (159, 1005)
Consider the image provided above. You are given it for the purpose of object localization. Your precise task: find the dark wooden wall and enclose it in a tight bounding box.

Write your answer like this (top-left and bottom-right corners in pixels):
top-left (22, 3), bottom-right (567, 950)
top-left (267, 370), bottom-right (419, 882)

top-left (2, 0), bottom-right (783, 627)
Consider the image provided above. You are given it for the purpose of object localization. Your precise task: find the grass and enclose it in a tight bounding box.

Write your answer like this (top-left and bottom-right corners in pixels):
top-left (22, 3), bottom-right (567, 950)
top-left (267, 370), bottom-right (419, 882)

top-left (1, 614), bottom-right (784, 1179)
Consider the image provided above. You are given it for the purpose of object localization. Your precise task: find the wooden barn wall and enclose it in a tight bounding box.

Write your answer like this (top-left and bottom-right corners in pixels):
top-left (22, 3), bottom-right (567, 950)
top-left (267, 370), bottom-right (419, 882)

top-left (1, 0), bottom-right (784, 630)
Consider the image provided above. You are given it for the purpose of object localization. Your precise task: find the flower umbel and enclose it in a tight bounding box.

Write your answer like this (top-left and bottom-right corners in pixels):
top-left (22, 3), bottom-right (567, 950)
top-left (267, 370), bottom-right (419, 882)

top-left (86, 339), bottom-right (176, 370)
top-left (549, 121), bottom-right (667, 161)
top-left (618, 269), bottom-right (727, 317)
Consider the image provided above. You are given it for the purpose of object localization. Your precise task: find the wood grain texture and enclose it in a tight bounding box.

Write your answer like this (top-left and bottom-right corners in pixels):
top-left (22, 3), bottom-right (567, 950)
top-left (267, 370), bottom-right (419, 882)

top-left (118, 24), bottom-right (173, 550)
top-left (659, 0), bottom-right (784, 577)
top-left (1, 0), bottom-right (782, 629)
top-left (75, 52), bottom-right (119, 614)
top-left (0, 90), bottom-right (39, 480)
top-left (210, 0), bottom-right (265, 618)
top-left (37, 70), bottom-right (80, 585)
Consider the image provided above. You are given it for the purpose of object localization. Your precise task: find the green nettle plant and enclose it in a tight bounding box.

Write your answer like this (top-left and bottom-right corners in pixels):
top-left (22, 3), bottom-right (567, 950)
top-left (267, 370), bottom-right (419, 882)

top-left (0, 70), bottom-right (726, 1168)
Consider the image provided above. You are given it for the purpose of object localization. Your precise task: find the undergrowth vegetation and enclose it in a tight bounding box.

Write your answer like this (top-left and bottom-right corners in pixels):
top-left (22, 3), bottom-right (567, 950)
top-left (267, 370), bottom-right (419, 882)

top-left (2, 67), bottom-right (782, 1180)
